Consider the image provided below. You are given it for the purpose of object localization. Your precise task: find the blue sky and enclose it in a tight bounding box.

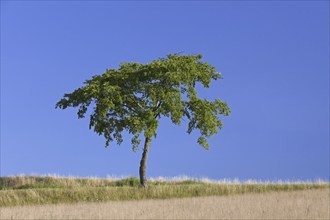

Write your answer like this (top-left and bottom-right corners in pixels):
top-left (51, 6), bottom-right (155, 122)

top-left (1, 1), bottom-right (329, 181)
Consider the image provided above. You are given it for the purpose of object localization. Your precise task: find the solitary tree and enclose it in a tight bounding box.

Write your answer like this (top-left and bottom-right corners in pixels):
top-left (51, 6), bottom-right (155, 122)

top-left (56, 54), bottom-right (230, 187)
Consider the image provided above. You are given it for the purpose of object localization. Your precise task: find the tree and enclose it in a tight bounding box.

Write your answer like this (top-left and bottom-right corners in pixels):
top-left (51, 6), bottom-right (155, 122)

top-left (56, 54), bottom-right (230, 187)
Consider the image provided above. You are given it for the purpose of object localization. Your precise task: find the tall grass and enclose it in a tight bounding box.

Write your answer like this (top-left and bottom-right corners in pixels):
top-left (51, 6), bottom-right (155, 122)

top-left (0, 176), bottom-right (328, 207)
top-left (1, 189), bottom-right (329, 220)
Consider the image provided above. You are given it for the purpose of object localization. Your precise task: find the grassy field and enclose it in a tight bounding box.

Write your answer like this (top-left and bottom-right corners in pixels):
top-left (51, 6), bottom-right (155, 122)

top-left (1, 188), bottom-right (329, 219)
top-left (0, 175), bottom-right (328, 208)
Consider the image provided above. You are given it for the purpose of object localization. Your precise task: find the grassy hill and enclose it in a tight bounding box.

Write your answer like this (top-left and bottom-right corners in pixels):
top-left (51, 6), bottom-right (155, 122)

top-left (0, 176), bottom-right (328, 207)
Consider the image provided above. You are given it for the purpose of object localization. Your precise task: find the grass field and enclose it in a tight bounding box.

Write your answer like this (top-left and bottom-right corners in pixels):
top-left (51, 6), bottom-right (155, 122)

top-left (0, 176), bottom-right (329, 219)
top-left (1, 189), bottom-right (329, 219)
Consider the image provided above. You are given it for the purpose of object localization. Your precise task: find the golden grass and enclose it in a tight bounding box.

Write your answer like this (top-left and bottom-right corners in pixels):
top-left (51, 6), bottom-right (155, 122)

top-left (1, 188), bottom-right (328, 219)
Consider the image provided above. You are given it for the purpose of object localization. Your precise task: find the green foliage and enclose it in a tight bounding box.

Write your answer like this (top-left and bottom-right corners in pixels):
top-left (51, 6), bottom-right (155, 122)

top-left (56, 54), bottom-right (230, 150)
top-left (115, 177), bottom-right (140, 187)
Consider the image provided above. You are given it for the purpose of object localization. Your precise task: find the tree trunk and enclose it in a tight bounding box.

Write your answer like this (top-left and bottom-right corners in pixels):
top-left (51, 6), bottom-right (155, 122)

top-left (139, 137), bottom-right (151, 188)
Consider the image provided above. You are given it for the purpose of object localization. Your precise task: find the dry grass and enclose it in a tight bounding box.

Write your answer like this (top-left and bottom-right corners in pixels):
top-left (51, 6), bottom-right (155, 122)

top-left (0, 176), bottom-right (121, 190)
top-left (0, 188), bottom-right (328, 220)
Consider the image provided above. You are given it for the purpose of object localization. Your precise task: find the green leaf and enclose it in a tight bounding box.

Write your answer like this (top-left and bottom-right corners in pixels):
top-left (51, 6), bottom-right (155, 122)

top-left (56, 53), bottom-right (230, 150)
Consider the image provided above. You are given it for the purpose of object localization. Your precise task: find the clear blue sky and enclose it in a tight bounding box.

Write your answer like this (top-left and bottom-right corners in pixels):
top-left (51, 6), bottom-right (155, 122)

top-left (1, 1), bottom-right (329, 181)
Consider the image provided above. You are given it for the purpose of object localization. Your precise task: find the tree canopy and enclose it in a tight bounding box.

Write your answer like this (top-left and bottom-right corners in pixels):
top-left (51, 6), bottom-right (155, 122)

top-left (56, 54), bottom-right (230, 150)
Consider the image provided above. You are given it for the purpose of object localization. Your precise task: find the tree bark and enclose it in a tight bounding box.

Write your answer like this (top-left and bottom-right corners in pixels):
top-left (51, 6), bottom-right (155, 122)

top-left (139, 137), bottom-right (151, 188)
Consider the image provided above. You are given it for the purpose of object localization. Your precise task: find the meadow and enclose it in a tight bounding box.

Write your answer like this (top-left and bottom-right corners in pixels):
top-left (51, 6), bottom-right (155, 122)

top-left (0, 176), bottom-right (329, 219)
